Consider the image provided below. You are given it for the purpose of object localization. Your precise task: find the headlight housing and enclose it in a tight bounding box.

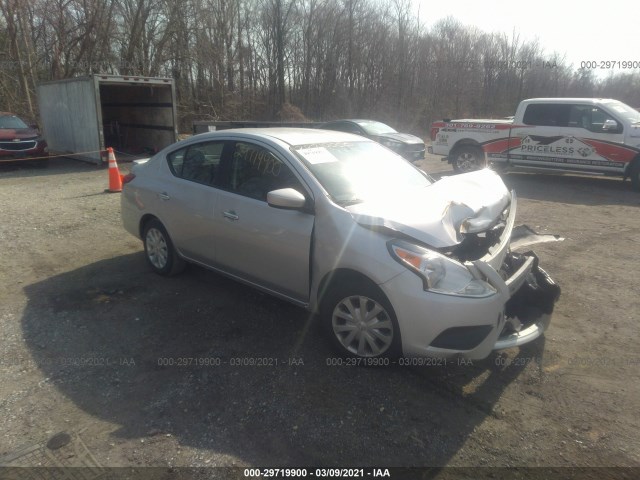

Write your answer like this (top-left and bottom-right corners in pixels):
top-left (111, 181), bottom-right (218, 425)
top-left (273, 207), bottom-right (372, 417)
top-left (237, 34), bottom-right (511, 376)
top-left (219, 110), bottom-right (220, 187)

top-left (381, 139), bottom-right (402, 150)
top-left (388, 240), bottom-right (496, 298)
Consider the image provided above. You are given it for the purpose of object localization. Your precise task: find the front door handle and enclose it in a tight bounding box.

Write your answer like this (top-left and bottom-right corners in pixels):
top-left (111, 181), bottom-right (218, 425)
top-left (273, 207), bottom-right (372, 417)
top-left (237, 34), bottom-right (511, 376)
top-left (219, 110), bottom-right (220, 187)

top-left (223, 210), bottom-right (239, 221)
top-left (158, 192), bottom-right (170, 201)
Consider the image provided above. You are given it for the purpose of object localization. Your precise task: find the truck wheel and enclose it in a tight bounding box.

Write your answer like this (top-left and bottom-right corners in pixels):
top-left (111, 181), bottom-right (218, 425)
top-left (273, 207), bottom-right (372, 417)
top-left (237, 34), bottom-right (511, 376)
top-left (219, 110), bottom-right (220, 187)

top-left (451, 146), bottom-right (485, 173)
top-left (321, 281), bottom-right (401, 359)
top-left (143, 219), bottom-right (186, 276)
top-left (631, 162), bottom-right (640, 192)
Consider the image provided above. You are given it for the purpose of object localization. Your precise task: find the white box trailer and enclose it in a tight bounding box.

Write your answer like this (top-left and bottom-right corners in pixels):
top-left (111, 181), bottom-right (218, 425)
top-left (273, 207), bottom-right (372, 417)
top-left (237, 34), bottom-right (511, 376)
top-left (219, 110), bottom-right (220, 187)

top-left (37, 74), bottom-right (178, 164)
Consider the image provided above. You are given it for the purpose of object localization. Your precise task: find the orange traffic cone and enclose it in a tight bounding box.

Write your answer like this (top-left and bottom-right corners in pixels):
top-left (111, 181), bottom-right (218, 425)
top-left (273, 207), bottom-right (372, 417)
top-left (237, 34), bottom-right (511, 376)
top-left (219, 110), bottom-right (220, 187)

top-left (106, 147), bottom-right (123, 193)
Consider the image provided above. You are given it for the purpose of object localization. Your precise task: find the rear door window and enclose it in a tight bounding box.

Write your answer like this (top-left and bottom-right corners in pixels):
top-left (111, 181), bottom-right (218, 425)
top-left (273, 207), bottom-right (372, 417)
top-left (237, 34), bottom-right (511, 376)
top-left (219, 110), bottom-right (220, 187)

top-left (522, 104), bottom-right (570, 127)
top-left (167, 141), bottom-right (225, 186)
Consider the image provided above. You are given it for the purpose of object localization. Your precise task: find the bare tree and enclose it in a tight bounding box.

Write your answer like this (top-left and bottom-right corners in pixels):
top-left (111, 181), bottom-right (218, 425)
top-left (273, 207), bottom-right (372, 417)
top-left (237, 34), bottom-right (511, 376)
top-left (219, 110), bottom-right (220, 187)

top-left (0, 0), bottom-right (637, 131)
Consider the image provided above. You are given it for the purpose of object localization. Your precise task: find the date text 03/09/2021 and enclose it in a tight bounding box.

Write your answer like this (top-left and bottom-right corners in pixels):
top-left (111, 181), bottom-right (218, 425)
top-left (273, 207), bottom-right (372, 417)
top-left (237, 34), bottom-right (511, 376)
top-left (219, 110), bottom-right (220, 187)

top-left (325, 357), bottom-right (474, 367)
top-left (243, 468), bottom-right (391, 478)
top-left (156, 357), bottom-right (305, 367)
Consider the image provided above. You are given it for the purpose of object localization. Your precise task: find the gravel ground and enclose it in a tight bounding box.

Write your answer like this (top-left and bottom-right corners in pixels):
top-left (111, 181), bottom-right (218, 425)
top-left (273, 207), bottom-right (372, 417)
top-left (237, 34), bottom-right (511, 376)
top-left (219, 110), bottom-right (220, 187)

top-left (0, 154), bottom-right (639, 478)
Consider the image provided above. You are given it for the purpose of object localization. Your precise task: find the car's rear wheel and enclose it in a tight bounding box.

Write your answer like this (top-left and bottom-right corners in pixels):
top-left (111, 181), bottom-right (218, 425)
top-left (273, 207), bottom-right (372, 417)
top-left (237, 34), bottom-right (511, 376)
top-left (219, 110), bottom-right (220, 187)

top-left (451, 145), bottom-right (485, 173)
top-left (143, 219), bottom-right (185, 276)
top-left (322, 281), bottom-right (401, 359)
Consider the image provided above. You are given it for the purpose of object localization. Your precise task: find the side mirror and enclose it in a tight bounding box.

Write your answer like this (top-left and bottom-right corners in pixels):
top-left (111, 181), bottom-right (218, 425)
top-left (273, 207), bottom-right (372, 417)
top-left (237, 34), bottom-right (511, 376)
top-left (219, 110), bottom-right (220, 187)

top-left (602, 119), bottom-right (618, 131)
top-left (267, 188), bottom-right (306, 210)
top-left (30, 124), bottom-right (39, 130)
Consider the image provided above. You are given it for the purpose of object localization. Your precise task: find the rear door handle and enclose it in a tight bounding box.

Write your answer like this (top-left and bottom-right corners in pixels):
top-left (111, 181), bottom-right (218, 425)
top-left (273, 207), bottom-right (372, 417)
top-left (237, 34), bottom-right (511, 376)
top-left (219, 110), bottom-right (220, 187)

top-left (223, 210), bottom-right (239, 221)
top-left (158, 192), bottom-right (170, 200)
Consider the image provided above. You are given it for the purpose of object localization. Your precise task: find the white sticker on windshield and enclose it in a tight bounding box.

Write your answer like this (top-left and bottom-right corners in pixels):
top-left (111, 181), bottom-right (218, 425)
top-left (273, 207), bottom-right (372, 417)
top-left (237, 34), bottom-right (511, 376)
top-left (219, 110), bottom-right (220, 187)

top-left (297, 147), bottom-right (338, 164)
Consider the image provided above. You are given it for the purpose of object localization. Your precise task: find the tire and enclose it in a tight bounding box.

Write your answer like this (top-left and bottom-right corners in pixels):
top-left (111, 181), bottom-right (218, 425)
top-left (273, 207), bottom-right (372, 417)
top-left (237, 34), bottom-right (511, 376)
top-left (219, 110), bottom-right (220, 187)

top-left (631, 161), bottom-right (640, 192)
top-left (321, 281), bottom-right (401, 359)
top-left (142, 218), bottom-right (186, 276)
top-left (451, 145), bottom-right (485, 173)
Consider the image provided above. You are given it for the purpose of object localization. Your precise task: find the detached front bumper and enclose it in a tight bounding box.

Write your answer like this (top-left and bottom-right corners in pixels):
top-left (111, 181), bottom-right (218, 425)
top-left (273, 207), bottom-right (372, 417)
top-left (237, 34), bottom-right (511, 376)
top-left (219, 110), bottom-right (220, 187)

top-left (384, 191), bottom-right (560, 359)
top-left (480, 252), bottom-right (559, 354)
top-left (466, 191), bottom-right (560, 354)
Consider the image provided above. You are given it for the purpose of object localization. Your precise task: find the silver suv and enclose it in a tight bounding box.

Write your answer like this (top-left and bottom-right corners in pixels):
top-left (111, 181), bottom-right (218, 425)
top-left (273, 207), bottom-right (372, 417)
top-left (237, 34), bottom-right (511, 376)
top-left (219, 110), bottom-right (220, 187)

top-left (122, 128), bottom-right (559, 360)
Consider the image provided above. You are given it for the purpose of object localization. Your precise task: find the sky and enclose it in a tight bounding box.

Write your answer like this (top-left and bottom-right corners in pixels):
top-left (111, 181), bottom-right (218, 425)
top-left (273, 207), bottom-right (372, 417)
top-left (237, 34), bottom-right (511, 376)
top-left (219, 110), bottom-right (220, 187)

top-left (412, 0), bottom-right (637, 78)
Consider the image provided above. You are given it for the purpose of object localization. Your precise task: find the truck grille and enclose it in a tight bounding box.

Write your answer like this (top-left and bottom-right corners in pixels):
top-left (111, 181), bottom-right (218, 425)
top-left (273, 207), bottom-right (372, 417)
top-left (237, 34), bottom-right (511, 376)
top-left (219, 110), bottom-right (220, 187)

top-left (0, 140), bottom-right (37, 151)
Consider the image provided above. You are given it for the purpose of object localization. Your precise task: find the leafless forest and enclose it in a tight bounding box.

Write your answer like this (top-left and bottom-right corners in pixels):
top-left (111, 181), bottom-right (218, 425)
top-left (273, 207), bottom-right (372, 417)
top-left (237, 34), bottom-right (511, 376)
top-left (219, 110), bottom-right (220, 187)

top-left (2, 0), bottom-right (639, 133)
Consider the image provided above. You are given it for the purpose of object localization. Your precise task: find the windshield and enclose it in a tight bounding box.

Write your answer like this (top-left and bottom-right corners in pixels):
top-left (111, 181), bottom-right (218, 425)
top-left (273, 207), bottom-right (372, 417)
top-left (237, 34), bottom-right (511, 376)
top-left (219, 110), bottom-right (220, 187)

top-left (354, 120), bottom-right (397, 135)
top-left (0, 115), bottom-right (29, 129)
top-left (603, 101), bottom-right (640, 123)
top-left (293, 141), bottom-right (432, 206)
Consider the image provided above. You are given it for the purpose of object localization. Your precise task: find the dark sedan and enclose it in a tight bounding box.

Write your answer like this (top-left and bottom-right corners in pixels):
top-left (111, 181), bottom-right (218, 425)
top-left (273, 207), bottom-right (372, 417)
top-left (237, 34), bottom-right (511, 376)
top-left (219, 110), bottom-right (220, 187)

top-left (0, 112), bottom-right (48, 165)
top-left (319, 119), bottom-right (425, 161)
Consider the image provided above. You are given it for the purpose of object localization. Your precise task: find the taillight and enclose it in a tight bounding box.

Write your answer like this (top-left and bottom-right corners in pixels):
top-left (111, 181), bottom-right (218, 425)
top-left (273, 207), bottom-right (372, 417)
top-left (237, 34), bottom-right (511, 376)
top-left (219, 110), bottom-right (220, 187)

top-left (430, 127), bottom-right (440, 141)
top-left (122, 173), bottom-right (136, 184)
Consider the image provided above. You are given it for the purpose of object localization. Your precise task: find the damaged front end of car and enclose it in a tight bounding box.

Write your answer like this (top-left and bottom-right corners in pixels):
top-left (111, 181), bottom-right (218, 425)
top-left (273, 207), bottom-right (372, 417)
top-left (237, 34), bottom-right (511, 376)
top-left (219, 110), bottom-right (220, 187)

top-left (349, 168), bottom-right (561, 358)
top-left (448, 188), bottom-right (561, 354)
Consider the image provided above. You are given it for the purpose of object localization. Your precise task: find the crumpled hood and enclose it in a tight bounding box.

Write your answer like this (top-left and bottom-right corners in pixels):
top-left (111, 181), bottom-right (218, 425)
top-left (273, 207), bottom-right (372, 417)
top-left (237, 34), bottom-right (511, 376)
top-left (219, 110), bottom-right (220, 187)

top-left (0, 128), bottom-right (39, 141)
top-left (376, 132), bottom-right (424, 145)
top-left (346, 169), bottom-right (511, 248)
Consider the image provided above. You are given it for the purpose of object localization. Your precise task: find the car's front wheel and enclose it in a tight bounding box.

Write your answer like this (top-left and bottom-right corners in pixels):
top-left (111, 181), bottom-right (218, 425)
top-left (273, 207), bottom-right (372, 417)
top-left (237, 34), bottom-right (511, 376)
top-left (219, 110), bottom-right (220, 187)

top-left (143, 219), bottom-right (185, 276)
top-left (323, 282), bottom-right (401, 359)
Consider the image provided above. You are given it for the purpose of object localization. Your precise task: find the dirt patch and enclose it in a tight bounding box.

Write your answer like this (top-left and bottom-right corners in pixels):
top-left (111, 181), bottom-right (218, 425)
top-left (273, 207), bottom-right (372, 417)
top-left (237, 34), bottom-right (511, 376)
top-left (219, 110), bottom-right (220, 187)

top-left (0, 156), bottom-right (639, 475)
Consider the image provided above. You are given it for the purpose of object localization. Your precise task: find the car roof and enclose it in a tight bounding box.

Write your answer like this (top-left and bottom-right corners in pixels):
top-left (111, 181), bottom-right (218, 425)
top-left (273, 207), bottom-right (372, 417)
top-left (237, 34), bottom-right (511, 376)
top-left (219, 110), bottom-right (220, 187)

top-left (192, 127), bottom-right (366, 146)
top-left (0, 112), bottom-right (18, 117)
top-left (523, 98), bottom-right (618, 104)
top-left (323, 119), bottom-right (376, 125)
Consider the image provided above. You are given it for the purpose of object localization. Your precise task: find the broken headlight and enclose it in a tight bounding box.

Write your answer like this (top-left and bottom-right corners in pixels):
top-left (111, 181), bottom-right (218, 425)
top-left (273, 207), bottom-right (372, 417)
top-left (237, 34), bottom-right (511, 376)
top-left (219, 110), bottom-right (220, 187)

top-left (388, 240), bottom-right (496, 298)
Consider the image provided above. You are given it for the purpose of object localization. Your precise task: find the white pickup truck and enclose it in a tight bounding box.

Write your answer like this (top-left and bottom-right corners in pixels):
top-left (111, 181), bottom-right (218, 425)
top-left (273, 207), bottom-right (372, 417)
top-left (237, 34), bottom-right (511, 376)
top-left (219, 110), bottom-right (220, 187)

top-left (428, 98), bottom-right (640, 190)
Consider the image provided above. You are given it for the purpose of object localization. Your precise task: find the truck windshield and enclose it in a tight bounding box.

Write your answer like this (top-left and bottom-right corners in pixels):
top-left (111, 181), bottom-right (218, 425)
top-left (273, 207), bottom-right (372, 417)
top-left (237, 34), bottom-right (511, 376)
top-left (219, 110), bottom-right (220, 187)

top-left (603, 101), bottom-right (640, 124)
top-left (293, 141), bottom-right (431, 206)
top-left (0, 115), bottom-right (29, 129)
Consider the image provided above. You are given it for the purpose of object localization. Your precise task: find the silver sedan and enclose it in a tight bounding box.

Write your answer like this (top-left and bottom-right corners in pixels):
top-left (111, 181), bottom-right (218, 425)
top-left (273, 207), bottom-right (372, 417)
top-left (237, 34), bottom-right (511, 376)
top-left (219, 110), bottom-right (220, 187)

top-left (121, 128), bottom-right (559, 360)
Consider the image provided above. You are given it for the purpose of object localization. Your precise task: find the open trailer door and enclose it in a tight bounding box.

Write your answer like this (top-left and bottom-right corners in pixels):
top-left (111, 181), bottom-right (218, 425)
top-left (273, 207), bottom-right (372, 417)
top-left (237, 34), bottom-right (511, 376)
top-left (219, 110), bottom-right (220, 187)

top-left (37, 75), bottom-right (178, 164)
